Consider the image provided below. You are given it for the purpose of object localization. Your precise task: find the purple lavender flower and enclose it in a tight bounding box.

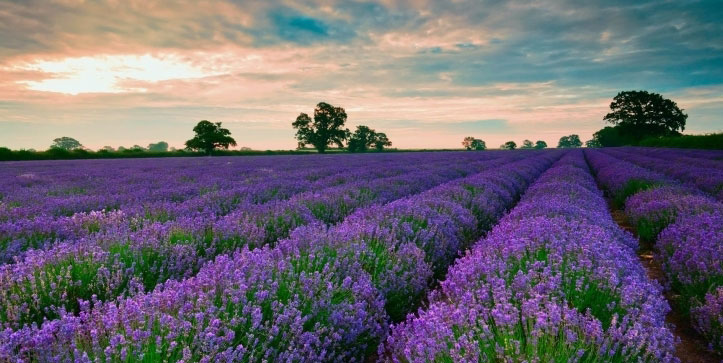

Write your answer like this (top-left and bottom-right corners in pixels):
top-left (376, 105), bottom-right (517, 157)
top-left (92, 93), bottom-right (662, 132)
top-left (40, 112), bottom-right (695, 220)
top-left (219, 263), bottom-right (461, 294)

top-left (381, 150), bottom-right (678, 362)
top-left (625, 186), bottom-right (722, 242)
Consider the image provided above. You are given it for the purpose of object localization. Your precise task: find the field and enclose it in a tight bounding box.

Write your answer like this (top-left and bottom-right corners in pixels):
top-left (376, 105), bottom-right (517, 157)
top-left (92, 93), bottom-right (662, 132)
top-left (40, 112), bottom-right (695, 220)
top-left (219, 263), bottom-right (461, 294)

top-left (0, 148), bottom-right (721, 362)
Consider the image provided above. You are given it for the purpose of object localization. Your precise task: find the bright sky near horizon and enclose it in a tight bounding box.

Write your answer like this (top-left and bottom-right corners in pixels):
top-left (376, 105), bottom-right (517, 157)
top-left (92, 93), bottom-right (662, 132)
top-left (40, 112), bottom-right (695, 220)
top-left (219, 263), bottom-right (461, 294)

top-left (0, 0), bottom-right (721, 150)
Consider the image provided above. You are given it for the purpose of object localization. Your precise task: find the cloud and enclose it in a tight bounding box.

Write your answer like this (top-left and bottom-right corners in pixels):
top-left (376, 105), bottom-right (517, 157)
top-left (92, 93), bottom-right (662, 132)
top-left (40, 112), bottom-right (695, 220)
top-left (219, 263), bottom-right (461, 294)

top-left (0, 0), bottom-right (721, 150)
top-left (9, 54), bottom-right (218, 94)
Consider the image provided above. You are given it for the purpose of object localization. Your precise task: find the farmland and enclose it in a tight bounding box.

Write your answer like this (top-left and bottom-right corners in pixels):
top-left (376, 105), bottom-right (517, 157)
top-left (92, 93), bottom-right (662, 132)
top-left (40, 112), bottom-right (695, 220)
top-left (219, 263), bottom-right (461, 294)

top-left (0, 148), bottom-right (721, 362)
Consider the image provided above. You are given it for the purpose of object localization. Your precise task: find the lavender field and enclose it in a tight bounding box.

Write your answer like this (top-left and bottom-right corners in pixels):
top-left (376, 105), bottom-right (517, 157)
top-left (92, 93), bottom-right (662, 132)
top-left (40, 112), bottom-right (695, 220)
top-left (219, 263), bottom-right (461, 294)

top-left (0, 148), bottom-right (722, 362)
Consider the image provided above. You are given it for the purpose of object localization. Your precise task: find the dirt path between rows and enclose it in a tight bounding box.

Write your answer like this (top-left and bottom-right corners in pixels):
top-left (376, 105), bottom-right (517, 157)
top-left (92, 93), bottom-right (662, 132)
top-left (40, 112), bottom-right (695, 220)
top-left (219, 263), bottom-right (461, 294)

top-left (608, 206), bottom-right (718, 363)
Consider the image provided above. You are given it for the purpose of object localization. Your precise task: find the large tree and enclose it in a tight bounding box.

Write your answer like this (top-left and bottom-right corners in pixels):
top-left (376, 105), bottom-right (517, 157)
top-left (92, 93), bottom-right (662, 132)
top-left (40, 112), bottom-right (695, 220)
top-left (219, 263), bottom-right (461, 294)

top-left (293, 102), bottom-right (350, 153)
top-left (520, 139), bottom-right (534, 149)
top-left (534, 140), bottom-right (547, 149)
top-left (557, 134), bottom-right (582, 148)
top-left (462, 136), bottom-right (486, 150)
top-left (185, 120), bottom-right (237, 154)
top-left (603, 90), bottom-right (687, 141)
top-left (50, 137), bottom-right (83, 151)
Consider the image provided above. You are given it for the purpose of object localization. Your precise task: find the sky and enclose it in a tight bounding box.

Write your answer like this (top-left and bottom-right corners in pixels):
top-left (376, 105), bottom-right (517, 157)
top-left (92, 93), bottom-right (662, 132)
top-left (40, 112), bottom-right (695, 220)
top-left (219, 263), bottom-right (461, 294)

top-left (0, 0), bottom-right (721, 150)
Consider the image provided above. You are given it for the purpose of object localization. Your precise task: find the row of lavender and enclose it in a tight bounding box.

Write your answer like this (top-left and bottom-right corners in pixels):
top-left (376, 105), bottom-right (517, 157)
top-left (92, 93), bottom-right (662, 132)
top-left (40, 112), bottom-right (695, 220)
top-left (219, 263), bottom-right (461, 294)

top-left (1, 155), bottom-right (382, 219)
top-left (381, 150), bottom-right (678, 362)
top-left (1, 152), bottom-right (507, 263)
top-left (0, 154), bottom-right (413, 259)
top-left (586, 149), bottom-right (723, 356)
top-left (616, 146), bottom-right (723, 161)
top-left (602, 147), bottom-right (723, 200)
top-left (0, 152), bottom-right (560, 361)
top-left (0, 152), bottom-right (524, 331)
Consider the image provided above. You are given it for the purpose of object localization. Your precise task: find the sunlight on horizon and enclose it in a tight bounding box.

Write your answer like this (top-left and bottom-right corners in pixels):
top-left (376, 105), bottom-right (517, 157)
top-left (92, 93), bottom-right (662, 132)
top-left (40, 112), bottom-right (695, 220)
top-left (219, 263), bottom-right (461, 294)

top-left (15, 54), bottom-right (217, 95)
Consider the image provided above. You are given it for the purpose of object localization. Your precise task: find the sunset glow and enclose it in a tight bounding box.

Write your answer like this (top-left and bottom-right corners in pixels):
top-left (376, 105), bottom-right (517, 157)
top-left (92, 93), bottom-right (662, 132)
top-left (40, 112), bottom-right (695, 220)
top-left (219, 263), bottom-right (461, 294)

top-left (14, 54), bottom-right (216, 94)
top-left (0, 0), bottom-right (720, 150)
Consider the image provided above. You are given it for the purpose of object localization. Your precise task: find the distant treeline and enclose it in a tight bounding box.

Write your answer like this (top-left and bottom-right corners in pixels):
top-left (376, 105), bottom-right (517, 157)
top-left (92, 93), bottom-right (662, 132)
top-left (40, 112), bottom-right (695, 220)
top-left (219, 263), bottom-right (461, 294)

top-left (0, 147), bottom-right (448, 162)
top-left (0, 147), bottom-right (317, 161)
top-left (638, 133), bottom-right (723, 150)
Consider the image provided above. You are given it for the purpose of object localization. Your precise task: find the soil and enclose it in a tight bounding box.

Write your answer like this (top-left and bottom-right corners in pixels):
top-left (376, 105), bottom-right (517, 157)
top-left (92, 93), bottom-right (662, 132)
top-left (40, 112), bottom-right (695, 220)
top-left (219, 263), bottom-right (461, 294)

top-left (609, 205), bottom-right (719, 363)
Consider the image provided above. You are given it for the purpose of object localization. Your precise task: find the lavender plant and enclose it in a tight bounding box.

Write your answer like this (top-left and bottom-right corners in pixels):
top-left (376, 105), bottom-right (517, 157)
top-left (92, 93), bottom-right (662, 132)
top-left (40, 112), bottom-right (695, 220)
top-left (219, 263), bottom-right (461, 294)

top-left (381, 151), bottom-right (677, 362)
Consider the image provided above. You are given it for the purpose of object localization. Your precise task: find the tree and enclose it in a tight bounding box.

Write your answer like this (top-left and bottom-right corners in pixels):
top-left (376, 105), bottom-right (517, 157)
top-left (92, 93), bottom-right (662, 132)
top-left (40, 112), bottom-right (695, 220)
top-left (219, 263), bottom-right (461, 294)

top-left (585, 139), bottom-right (602, 148)
top-left (0, 147), bottom-right (12, 160)
top-left (462, 136), bottom-right (476, 150)
top-left (147, 141), bottom-right (169, 152)
top-left (470, 139), bottom-right (486, 150)
top-left (557, 134), bottom-right (582, 148)
top-left (348, 126), bottom-right (393, 152)
top-left (99, 146), bottom-right (115, 152)
top-left (185, 120), bottom-right (237, 154)
top-left (534, 140), bottom-right (547, 149)
top-left (591, 126), bottom-right (637, 147)
top-left (462, 136), bottom-right (485, 150)
top-left (50, 137), bottom-right (83, 151)
top-left (348, 125), bottom-right (377, 152)
top-left (603, 90), bottom-right (687, 141)
top-left (520, 139), bottom-right (534, 149)
top-left (500, 141), bottom-right (517, 150)
top-left (373, 132), bottom-right (392, 151)
top-left (292, 102), bottom-right (350, 153)
top-left (130, 145), bottom-right (146, 151)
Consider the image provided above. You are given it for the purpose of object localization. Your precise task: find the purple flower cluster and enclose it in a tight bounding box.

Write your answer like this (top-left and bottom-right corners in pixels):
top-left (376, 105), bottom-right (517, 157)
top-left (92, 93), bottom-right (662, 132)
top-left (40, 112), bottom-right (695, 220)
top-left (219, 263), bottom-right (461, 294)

top-left (0, 245), bottom-right (388, 362)
top-left (282, 151), bottom-right (560, 322)
top-left (657, 211), bottom-right (723, 355)
top-left (1, 153), bottom-right (502, 263)
top-left (382, 150), bottom-right (678, 362)
top-left (694, 287), bottom-right (723, 355)
top-left (584, 149), bottom-right (671, 205)
top-left (603, 147), bottom-right (723, 200)
top-left (0, 152), bottom-right (559, 361)
top-left (0, 152), bottom-right (522, 330)
top-left (586, 148), bottom-right (723, 357)
top-left (625, 186), bottom-right (722, 242)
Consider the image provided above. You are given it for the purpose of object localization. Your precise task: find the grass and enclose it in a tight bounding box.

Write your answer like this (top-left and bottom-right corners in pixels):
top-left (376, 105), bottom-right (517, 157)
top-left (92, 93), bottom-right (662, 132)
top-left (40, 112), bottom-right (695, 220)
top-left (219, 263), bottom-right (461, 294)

top-left (613, 179), bottom-right (661, 208)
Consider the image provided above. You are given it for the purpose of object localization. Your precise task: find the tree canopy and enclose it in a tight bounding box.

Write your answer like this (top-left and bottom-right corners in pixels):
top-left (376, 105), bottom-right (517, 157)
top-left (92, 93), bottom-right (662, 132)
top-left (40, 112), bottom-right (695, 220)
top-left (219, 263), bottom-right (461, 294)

top-left (147, 141), bottom-right (169, 152)
top-left (557, 134), bottom-right (582, 148)
top-left (585, 139), bottom-right (602, 148)
top-left (534, 140), bottom-right (547, 149)
top-left (603, 90), bottom-right (687, 141)
top-left (372, 132), bottom-right (392, 151)
top-left (348, 125), bottom-right (392, 152)
top-left (590, 126), bottom-right (637, 147)
top-left (292, 102), bottom-right (350, 153)
top-left (462, 136), bottom-right (475, 150)
top-left (462, 136), bottom-right (486, 150)
top-left (185, 120), bottom-right (237, 154)
top-left (520, 139), bottom-right (534, 149)
top-left (50, 137), bottom-right (83, 151)
top-left (500, 141), bottom-right (517, 150)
